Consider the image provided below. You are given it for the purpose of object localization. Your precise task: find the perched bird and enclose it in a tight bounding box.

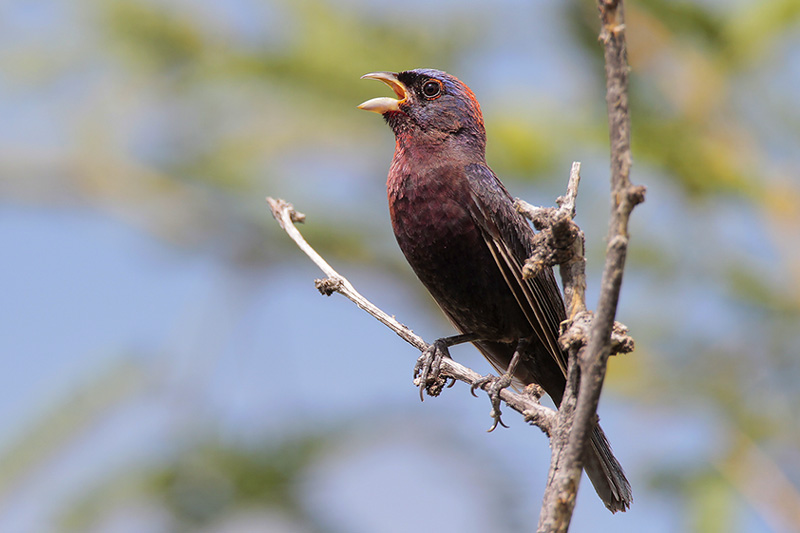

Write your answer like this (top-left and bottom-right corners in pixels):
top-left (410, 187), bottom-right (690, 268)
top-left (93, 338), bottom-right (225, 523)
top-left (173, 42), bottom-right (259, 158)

top-left (359, 69), bottom-right (632, 512)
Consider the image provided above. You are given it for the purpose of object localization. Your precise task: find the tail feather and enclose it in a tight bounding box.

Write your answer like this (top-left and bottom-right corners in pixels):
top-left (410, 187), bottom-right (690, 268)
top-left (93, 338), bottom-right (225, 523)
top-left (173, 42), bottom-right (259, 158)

top-left (584, 425), bottom-right (632, 513)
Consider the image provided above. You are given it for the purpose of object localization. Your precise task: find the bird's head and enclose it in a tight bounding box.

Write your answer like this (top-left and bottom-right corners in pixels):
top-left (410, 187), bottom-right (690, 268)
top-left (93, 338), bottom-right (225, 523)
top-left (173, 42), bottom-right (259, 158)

top-left (359, 69), bottom-right (486, 155)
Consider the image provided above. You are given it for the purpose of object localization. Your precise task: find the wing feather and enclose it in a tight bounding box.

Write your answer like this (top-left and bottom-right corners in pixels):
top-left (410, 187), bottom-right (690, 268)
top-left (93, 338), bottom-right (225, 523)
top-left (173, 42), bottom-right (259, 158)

top-left (466, 164), bottom-right (568, 377)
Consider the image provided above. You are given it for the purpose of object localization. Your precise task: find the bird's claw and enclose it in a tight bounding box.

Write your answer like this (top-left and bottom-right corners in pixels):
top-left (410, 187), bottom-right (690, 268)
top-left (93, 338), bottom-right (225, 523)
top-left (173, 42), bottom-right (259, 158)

top-left (414, 340), bottom-right (453, 400)
top-left (471, 373), bottom-right (514, 432)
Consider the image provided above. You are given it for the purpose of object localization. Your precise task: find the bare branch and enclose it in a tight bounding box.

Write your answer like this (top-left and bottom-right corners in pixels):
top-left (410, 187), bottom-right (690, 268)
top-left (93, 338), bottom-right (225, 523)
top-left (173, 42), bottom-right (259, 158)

top-left (267, 196), bottom-right (556, 435)
top-left (516, 162), bottom-right (586, 319)
top-left (537, 1), bottom-right (644, 530)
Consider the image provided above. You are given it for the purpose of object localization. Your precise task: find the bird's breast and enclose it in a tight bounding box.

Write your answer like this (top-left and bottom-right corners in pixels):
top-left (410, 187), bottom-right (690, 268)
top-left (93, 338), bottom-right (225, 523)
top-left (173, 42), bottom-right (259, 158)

top-left (387, 161), bottom-right (529, 341)
top-left (388, 167), bottom-right (474, 250)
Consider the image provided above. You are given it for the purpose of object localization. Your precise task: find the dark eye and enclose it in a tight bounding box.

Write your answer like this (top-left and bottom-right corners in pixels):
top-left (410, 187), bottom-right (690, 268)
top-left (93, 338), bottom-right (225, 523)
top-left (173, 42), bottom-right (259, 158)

top-left (421, 79), bottom-right (442, 99)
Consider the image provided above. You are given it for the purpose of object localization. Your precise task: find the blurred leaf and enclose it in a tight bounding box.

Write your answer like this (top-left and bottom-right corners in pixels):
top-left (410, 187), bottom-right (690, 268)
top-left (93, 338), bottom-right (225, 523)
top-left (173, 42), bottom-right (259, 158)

top-left (0, 361), bottom-right (144, 504)
top-left (631, 114), bottom-right (755, 197)
top-left (724, 263), bottom-right (798, 314)
top-left (688, 472), bottom-right (734, 533)
top-left (151, 437), bottom-right (326, 525)
top-left (485, 116), bottom-right (560, 178)
top-left (724, 0), bottom-right (800, 68)
top-left (62, 433), bottom-right (335, 532)
top-left (103, 0), bottom-right (206, 72)
top-left (634, 0), bottom-right (726, 51)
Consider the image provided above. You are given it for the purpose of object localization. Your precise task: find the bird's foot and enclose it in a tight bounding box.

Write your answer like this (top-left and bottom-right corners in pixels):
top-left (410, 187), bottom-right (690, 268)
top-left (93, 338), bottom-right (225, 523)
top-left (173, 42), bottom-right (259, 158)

top-left (470, 373), bottom-right (514, 432)
top-left (414, 339), bottom-right (454, 400)
top-left (469, 339), bottom-right (528, 432)
top-left (414, 333), bottom-right (481, 400)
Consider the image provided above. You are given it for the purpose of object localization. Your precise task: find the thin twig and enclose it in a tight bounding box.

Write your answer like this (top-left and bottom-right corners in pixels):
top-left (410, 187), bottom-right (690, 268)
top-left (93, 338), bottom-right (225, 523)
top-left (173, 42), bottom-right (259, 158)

top-left (267, 196), bottom-right (556, 434)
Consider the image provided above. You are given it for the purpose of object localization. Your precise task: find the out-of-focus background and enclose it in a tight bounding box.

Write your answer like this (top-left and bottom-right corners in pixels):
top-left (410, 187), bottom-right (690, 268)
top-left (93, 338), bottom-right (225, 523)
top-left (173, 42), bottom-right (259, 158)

top-left (2, 0), bottom-right (799, 531)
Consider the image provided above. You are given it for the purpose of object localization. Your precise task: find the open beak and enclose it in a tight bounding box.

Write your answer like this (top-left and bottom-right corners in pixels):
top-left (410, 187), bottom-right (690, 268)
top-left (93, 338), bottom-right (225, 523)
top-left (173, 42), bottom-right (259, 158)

top-left (358, 72), bottom-right (408, 114)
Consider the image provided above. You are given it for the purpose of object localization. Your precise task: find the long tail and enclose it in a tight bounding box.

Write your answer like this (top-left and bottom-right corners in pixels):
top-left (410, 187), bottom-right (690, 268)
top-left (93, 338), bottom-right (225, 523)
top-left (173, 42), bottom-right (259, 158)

top-left (584, 424), bottom-right (633, 513)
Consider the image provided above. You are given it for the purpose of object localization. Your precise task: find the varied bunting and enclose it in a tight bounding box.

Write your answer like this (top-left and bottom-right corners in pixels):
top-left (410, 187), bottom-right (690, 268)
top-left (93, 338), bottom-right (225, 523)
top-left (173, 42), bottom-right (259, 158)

top-left (359, 69), bottom-right (632, 512)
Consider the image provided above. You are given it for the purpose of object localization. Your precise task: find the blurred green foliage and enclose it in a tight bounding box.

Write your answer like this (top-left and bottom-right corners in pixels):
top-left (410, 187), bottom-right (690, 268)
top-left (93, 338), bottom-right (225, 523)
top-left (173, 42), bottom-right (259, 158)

top-left (62, 430), bottom-right (336, 532)
top-left (2, 0), bottom-right (800, 531)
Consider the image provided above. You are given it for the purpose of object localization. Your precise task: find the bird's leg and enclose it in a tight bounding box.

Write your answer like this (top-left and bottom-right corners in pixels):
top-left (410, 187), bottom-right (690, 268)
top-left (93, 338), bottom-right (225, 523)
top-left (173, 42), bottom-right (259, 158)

top-left (471, 338), bottom-right (530, 432)
top-left (415, 333), bottom-right (482, 400)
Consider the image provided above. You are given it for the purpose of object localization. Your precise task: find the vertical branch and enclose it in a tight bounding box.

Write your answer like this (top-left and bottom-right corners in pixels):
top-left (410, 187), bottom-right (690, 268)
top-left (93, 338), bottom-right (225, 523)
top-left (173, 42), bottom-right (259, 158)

top-left (579, 0), bottom-right (645, 449)
top-left (558, 162), bottom-right (588, 320)
top-left (537, 1), bottom-right (644, 531)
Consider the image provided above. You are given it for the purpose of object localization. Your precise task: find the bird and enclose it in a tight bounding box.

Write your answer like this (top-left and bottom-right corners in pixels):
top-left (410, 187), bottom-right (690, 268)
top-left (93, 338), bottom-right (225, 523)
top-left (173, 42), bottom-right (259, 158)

top-left (358, 68), bottom-right (632, 512)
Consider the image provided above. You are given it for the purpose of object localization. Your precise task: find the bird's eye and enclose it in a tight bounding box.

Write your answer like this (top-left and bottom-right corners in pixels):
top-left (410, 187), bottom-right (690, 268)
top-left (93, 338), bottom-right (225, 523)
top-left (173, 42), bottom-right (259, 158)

top-left (421, 79), bottom-right (442, 99)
